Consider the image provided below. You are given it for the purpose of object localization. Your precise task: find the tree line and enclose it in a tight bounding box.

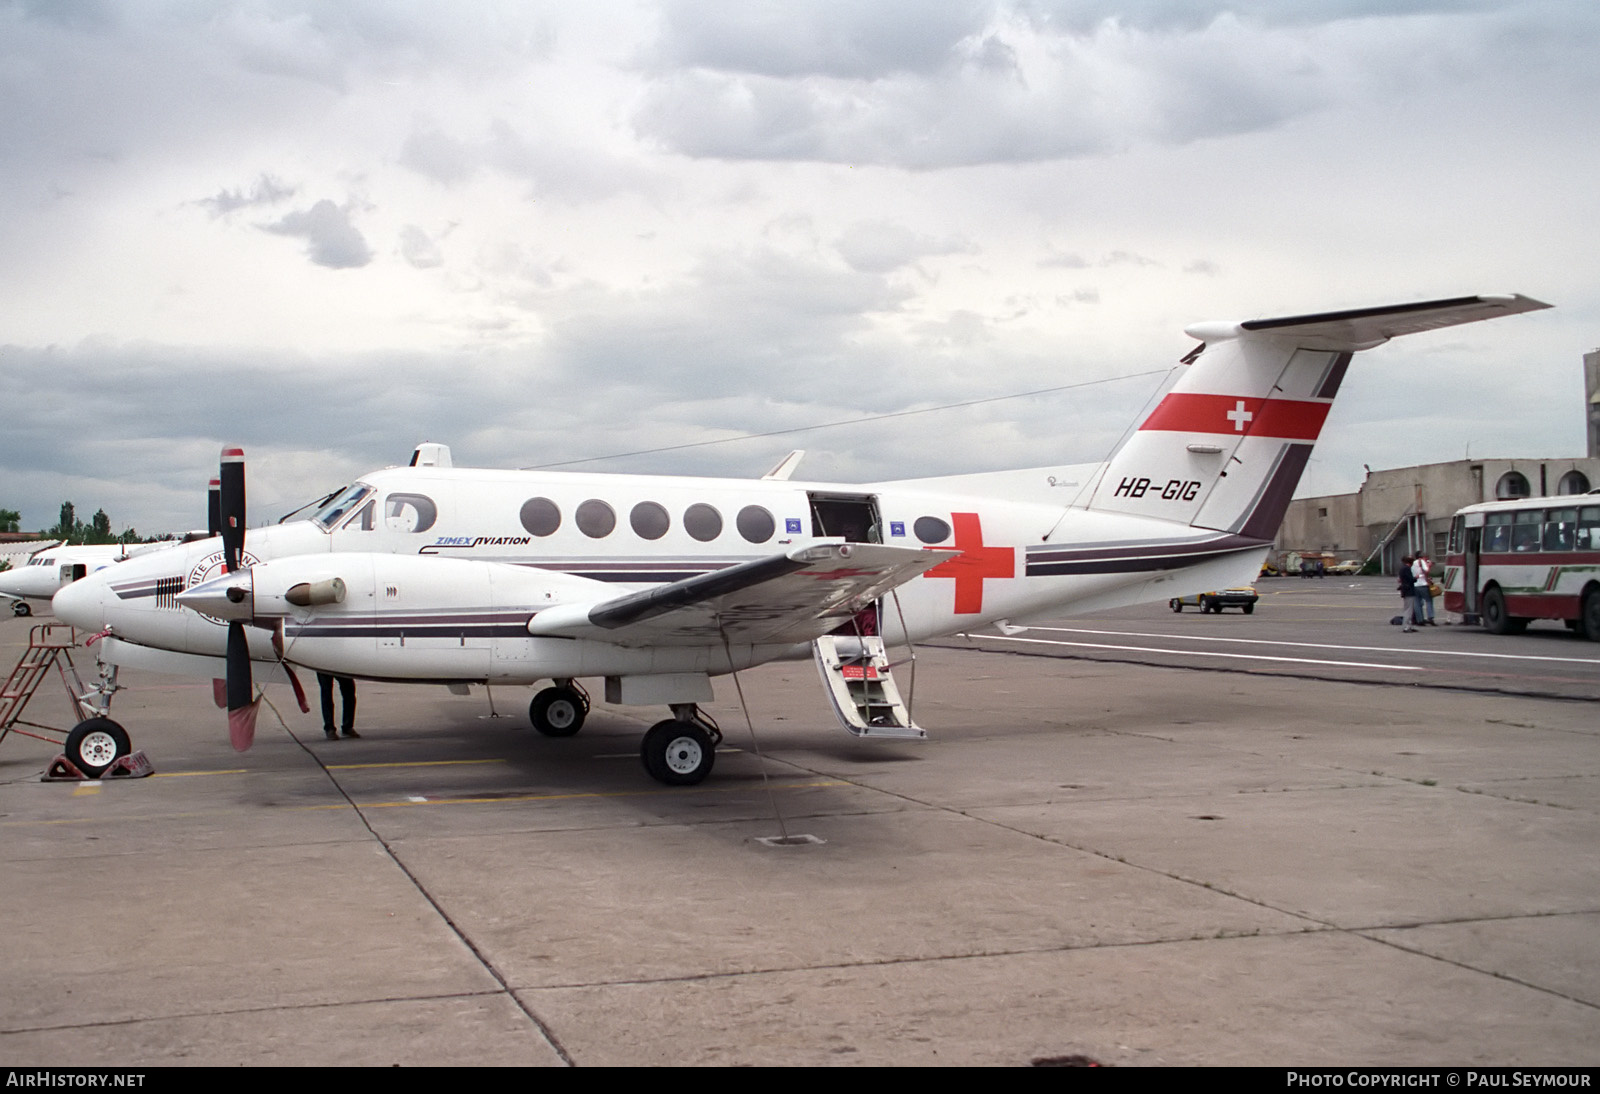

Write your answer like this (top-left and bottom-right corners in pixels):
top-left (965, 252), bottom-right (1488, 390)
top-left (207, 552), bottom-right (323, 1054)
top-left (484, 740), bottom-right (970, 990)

top-left (0, 502), bottom-right (143, 545)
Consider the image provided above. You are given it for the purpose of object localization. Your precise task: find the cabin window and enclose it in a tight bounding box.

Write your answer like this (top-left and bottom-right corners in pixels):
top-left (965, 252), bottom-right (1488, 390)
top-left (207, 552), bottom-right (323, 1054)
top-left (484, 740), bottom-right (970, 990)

top-left (312, 484), bottom-right (374, 530)
top-left (520, 498), bottom-right (561, 537)
top-left (577, 499), bottom-right (616, 538)
top-left (385, 493), bottom-right (437, 534)
top-left (736, 505), bottom-right (775, 544)
top-left (630, 501), bottom-right (670, 540)
top-left (684, 503), bottom-right (723, 542)
top-left (914, 516), bottom-right (951, 544)
top-left (343, 499), bottom-right (375, 532)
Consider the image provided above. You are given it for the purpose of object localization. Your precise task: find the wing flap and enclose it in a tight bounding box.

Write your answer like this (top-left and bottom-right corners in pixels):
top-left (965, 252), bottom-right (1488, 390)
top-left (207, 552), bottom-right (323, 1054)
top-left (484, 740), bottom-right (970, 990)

top-left (526, 542), bottom-right (956, 646)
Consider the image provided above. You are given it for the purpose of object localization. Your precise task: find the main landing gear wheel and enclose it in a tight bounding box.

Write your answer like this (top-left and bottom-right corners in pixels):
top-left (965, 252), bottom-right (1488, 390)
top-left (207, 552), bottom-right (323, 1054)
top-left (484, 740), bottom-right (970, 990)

top-left (529, 685), bottom-right (587, 737)
top-left (64, 717), bottom-right (130, 778)
top-left (12, 601), bottom-right (30, 617)
top-left (640, 721), bottom-right (715, 786)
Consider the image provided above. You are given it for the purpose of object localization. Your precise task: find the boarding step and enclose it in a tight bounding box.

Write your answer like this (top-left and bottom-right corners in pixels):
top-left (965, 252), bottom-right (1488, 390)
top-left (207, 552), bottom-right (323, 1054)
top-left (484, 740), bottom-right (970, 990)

top-left (812, 634), bottom-right (925, 740)
top-left (1, 624), bottom-right (88, 747)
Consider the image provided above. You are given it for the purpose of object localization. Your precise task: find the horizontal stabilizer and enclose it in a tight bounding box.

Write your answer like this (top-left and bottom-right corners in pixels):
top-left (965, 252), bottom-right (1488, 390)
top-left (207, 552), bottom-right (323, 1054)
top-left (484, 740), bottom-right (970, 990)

top-left (1188, 294), bottom-right (1551, 351)
top-left (527, 541), bottom-right (955, 646)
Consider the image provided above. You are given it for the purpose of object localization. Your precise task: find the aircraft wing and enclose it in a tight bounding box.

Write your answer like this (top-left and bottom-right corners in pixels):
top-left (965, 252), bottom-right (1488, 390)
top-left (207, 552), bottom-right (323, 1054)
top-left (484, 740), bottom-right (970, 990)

top-left (525, 542), bottom-right (956, 647)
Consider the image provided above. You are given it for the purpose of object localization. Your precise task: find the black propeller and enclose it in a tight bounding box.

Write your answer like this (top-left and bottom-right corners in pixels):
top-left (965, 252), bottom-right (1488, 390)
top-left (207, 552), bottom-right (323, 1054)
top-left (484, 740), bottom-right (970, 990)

top-left (207, 477), bottom-right (220, 538)
top-left (219, 446), bottom-right (259, 750)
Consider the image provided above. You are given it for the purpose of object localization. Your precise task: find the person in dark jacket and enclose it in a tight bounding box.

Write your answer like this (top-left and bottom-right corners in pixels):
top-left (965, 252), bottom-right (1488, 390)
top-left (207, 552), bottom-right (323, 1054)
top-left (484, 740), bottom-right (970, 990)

top-left (1397, 556), bottom-right (1418, 633)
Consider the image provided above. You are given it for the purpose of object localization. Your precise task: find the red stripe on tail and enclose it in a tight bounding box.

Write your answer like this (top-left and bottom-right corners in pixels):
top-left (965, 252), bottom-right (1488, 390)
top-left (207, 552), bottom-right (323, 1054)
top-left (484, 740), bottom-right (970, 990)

top-left (1140, 394), bottom-right (1330, 441)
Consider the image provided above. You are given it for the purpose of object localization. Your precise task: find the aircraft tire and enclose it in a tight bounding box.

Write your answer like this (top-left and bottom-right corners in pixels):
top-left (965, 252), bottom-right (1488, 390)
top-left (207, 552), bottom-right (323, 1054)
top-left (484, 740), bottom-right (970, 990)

top-left (640, 720), bottom-right (715, 786)
top-left (530, 686), bottom-right (586, 737)
top-left (64, 717), bottom-right (130, 778)
top-left (13, 601), bottom-right (31, 617)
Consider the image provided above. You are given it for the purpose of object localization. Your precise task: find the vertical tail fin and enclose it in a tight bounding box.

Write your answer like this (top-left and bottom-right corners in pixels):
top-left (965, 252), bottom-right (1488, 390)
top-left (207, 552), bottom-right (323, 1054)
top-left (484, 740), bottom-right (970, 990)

top-left (1086, 295), bottom-right (1550, 540)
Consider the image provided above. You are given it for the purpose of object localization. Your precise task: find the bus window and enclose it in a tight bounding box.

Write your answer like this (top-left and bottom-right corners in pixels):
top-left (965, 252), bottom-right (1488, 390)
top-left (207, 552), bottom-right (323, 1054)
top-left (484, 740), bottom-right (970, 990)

top-left (1448, 516), bottom-right (1463, 555)
top-left (1484, 512), bottom-right (1513, 553)
top-left (1544, 508), bottom-right (1578, 552)
top-left (1511, 511), bottom-right (1543, 552)
top-left (1579, 507), bottom-right (1600, 551)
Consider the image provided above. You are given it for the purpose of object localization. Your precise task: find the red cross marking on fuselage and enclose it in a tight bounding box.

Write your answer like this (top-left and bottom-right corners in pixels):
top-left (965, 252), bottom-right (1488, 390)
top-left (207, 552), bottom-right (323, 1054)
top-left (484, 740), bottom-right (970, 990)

top-left (924, 512), bottom-right (1014, 614)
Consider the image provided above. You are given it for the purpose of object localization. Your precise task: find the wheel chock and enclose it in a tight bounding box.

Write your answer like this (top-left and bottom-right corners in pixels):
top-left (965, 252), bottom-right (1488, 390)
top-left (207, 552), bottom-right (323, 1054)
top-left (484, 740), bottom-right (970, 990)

top-left (42, 750), bottom-right (155, 781)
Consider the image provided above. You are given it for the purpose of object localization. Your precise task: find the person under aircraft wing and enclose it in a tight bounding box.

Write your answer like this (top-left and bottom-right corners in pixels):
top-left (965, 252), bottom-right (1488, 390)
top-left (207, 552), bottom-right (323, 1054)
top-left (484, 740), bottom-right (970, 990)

top-left (525, 541), bottom-right (958, 646)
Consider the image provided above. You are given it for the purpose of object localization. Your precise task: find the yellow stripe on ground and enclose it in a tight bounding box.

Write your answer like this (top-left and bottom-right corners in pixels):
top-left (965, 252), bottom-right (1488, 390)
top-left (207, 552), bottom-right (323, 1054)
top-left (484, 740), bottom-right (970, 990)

top-left (153, 769), bottom-right (249, 777)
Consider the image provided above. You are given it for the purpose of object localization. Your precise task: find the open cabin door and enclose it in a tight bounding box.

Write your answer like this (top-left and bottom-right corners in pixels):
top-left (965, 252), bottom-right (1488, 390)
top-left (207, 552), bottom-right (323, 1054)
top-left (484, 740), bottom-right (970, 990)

top-left (805, 492), bottom-right (925, 740)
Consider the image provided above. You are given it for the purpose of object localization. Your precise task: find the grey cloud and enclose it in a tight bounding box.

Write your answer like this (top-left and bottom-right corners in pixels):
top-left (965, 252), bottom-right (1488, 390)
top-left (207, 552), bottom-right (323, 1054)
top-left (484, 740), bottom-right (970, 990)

top-left (396, 117), bottom-right (655, 203)
top-left (400, 124), bottom-right (476, 185)
top-left (835, 221), bottom-right (974, 273)
top-left (634, 1), bottom-right (1554, 169)
top-left (1017, 0), bottom-right (1502, 35)
top-left (197, 174), bottom-right (295, 217)
top-left (650, 0), bottom-right (992, 79)
top-left (399, 224), bottom-right (443, 268)
top-left (263, 199), bottom-right (374, 269)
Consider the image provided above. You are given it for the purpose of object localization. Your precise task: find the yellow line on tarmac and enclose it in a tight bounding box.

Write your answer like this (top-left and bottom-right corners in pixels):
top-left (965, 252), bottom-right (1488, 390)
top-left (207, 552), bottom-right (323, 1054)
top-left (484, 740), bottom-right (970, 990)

top-left (153, 769), bottom-right (249, 778)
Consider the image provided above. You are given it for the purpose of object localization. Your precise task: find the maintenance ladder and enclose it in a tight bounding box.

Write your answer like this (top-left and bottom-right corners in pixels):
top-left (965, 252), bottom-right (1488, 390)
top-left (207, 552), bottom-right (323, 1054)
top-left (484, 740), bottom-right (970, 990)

top-left (0, 624), bottom-right (89, 749)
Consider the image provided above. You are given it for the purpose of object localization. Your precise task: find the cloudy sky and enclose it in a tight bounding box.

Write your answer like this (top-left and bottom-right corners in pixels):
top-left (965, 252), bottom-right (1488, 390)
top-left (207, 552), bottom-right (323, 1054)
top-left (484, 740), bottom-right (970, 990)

top-left (2, 0), bottom-right (1595, 534)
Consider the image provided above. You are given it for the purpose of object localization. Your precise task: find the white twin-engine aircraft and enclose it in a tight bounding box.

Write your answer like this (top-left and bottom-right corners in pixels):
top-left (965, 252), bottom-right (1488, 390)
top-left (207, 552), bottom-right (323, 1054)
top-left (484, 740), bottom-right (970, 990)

top-left (52, 294), bottom-right (1548, 784)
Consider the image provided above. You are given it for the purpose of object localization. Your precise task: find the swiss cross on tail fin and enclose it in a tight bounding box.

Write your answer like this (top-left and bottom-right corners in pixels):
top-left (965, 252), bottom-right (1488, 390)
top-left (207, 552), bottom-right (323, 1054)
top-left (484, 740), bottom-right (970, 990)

top-left (924, 513), bottom-right (1014, 614)
top-left (1139, 393), bottom-right (1331, 442)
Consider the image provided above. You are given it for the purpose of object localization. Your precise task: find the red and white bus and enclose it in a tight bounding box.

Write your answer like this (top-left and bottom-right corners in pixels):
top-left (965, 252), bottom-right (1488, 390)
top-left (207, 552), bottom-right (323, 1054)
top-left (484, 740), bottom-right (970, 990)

top-left (1443, 496), bottom-right (1600, 639)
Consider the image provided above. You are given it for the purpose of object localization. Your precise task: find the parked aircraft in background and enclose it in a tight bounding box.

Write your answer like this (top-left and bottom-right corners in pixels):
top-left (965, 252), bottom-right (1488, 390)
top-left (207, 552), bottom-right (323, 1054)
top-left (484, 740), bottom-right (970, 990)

top-left (0, 542), bottom-right (157, 617)
top-left (51, 295), bottom-right (1549, 783)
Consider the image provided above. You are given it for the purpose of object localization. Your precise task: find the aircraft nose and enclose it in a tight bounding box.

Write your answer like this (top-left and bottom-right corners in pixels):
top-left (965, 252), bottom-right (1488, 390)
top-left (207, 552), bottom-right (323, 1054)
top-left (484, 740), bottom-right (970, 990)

top-left (53, 574), bottom-right (109, 631)
top-left (0, 569), bottom-right (27, 600)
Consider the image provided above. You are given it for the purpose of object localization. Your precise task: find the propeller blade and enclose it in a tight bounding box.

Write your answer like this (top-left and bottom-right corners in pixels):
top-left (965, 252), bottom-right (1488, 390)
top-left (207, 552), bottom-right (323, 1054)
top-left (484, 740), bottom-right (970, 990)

top-left (207, 478), bottom-right (221, 538)
top-left (226, 620), bottom-right (257, 751)
top-left (220, 446), bottom-right (245, 574)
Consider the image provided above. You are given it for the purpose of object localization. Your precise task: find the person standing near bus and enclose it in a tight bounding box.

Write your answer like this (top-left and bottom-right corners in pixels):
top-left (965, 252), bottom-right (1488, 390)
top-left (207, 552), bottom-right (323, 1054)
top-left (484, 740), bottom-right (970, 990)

top-left (1398, 555), bottom-right (1418, 632)
top-left (1412, 553), bottom-right (1436, 625)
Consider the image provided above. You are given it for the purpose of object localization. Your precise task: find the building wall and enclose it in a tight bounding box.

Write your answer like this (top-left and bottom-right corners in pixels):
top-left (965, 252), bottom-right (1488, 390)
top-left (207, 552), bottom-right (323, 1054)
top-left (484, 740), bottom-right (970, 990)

top-left (1586, 349), bottom-right (1600, 459)
top-left (1277, 457), bottom-right (1600, 573)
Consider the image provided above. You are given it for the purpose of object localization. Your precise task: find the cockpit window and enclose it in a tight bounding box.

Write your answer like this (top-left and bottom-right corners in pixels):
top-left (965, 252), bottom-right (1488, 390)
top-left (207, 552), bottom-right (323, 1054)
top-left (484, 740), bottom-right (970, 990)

top-left (385, 493), bottom-right (437, 534)
top-left (311, 484), bottom-right (375, 530)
